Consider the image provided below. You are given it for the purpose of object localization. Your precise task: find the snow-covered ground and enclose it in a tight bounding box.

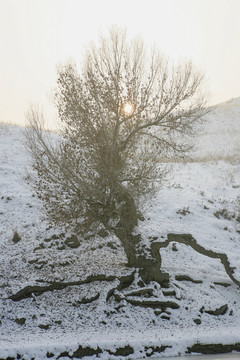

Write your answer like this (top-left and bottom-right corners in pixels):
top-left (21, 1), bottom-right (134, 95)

top-left (0, 98), bottom-right (240, 359)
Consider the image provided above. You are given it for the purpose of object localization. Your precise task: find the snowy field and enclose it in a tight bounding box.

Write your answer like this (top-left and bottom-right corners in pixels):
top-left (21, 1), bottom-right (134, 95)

top-left (0, 98), bottom-right (240, 359)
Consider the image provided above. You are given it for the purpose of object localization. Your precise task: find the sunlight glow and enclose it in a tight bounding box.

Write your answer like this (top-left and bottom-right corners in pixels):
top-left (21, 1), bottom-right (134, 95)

top-left (122, 102), bottom-right (134, 116)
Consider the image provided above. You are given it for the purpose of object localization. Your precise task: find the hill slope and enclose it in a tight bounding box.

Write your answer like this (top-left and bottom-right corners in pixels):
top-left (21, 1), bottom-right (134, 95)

top-left (0, 97), bottom-right (240, 359)
top-left (193, 96), bottom-right (240, 161)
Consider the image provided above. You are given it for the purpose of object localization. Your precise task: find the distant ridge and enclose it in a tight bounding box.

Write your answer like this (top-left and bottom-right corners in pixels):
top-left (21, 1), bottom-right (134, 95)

top-left (193, 96), bottom-right (240, 161)
top-left (214, 96), bottom-right (240, 108)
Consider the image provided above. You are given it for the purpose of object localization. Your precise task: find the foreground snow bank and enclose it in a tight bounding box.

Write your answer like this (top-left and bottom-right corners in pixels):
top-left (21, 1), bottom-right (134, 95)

top-left (1, 329), bottom-right (240, 359)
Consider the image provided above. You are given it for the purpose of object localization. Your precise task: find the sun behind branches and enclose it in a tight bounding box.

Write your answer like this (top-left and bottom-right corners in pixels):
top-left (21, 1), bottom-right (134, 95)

top-left (122, 102), bottom-right (134, 116)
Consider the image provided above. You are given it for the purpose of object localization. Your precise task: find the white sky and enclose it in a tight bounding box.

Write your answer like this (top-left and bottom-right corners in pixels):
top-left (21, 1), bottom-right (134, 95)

top-left (0, 0), bottom-right (240, 127)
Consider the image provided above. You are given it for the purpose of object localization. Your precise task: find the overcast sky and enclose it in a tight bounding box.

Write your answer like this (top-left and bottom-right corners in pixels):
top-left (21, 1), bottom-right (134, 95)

top-left (1, 0), bottom-right (240, 127)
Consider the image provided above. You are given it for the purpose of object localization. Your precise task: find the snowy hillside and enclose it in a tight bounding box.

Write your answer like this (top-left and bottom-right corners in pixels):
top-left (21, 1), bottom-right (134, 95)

top-left (193, 97), bottom-right (240, 161)
top-left (0, 97), bottom-right (240, 359)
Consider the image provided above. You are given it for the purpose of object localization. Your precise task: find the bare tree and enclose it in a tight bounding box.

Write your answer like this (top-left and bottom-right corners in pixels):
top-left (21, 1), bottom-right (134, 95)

top-left (25, 27), bottom-right (211, 287)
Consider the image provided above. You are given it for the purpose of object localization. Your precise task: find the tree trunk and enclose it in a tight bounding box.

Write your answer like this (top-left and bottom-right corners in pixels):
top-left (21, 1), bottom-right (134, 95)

top-left (114, 187), bottom-right (169, 287)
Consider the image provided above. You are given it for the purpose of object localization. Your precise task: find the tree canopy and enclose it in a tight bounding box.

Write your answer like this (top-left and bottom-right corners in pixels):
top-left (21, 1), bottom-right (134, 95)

top-left (26, 27), bottom-right (208, 233)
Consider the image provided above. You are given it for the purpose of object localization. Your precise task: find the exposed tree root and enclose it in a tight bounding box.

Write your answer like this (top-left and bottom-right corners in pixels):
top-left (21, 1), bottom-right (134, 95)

top-left (175, 275), bottom-right (203, 283)
top-left (9, 274), bottom-right (116, 301)
top-left (121, 298), bottom-right (179, 310)
top-left (152, 233), bottom-right (240, 288)
top-left (117, 272), bottom-right (136, 290)
top-left (124, 287), bottom-right (154, 297)
top-left (73, 292), bottom-right (100, 305)
top-left (9, 232), bottom-right (240, 308)
top-left (105, 270), bottom-right (180, 310)
top-left (106, 272), bottom-right (135, 301)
